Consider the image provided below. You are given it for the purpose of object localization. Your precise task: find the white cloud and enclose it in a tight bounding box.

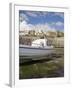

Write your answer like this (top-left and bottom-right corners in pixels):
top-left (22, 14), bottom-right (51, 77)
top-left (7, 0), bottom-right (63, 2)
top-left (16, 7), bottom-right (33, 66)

top-left (34, 23), bottom-right (56, 32)
top-left (20, 21), bottom-right (56, 32)
top-left (51, 21), bottom-right (64, 27)
top-left (55, 22), bottom-right (64, 26)
top-left (26, 11), bottom-right (48, 17)
top-left (20, 21), bottom-right (34, 31)
top-left (26, 11), bottom-right (38, 17)
top-left (19, 13), bottom-right (29, 22)
top-left (54, 12), bottom-right (64, 18)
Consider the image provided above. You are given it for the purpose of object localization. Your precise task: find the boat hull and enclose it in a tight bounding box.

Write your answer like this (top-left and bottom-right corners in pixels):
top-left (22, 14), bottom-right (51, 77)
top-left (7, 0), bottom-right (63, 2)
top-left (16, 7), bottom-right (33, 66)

top-left (19, 46), bottom-right (54, 57)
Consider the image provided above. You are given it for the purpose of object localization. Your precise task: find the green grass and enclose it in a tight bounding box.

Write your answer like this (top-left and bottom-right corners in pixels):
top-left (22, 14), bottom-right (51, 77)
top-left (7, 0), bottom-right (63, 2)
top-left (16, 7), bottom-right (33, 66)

top-left (19, 58), bottom-right (64, 79)
top-left (19, 48), bottom-right (64, 79)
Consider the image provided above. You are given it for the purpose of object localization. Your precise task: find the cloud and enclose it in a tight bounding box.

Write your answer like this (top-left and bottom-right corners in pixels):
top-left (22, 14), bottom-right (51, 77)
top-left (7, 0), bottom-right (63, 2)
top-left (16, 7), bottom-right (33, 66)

top-left (51, 21), bottom-right (63, 26)
top-left (26, 11), bottom-right (48, 17)
top-left (34, 23), bottom-right (56, 32)
top-left (19, 11), bottom-right (64, 32)
top-left (55, 22), bottom-right (64, 26)
top-left (19, 13), bottom-right (29, 22)
top-left (26, 11), bottom-right (38, 17)
top-left (20, 21), bottom-right (56, 32)
top-left (54, 12), bottom-right (64, 18)
top-left (20, 21), bottom-right (34, 31)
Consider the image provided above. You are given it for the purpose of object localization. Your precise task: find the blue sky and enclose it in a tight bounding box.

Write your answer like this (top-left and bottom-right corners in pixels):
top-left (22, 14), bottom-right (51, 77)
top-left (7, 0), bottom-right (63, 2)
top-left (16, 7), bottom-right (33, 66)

top-left (19, 10), bottom-right (64, 32)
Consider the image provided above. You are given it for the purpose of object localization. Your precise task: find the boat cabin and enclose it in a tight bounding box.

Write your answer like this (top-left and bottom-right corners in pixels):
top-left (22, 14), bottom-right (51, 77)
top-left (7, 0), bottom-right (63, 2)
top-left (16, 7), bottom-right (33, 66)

top-left (32, 39), bottom-right (48, 48)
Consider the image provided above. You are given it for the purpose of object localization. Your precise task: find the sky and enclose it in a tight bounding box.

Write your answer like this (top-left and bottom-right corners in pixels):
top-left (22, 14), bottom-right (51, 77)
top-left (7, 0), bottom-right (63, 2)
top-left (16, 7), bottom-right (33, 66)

top-left (19, 10), bottom-right (64, 32)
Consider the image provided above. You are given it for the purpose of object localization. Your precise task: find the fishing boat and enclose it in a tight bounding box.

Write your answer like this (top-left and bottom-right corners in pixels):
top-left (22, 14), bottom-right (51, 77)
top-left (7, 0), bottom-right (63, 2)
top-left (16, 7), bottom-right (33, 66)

top-left (19, 39), bottom-right (54, 59)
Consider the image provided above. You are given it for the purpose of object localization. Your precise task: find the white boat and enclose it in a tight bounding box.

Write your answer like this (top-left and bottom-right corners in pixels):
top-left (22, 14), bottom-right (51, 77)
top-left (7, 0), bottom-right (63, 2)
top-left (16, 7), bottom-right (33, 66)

top-left (19, 39), bottom-right (54, 59)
